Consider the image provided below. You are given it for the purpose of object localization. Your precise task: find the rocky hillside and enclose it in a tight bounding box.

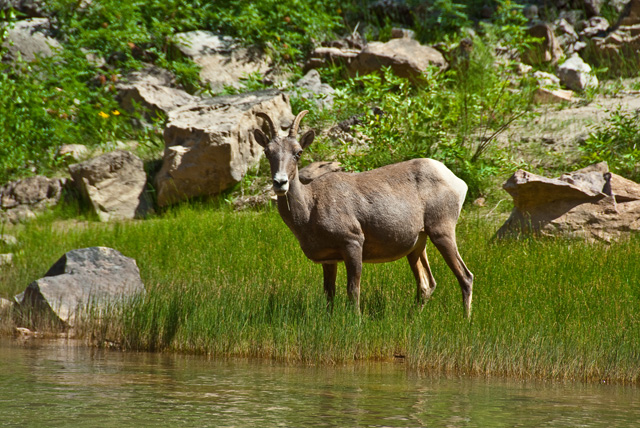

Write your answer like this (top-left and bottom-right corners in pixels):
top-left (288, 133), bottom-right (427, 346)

top-left (1, 0), bottom-right (640, 223)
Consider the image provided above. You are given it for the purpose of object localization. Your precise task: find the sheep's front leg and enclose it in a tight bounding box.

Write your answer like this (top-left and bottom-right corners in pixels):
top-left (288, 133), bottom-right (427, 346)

top-left (322, 263), bottom-right (337, 311)
top-left (343, 241), bottom-right (363, 311)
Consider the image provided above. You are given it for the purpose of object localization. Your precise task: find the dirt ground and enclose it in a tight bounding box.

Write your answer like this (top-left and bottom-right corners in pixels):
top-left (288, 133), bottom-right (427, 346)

top-left (498, 83), bottom-right (640, 174)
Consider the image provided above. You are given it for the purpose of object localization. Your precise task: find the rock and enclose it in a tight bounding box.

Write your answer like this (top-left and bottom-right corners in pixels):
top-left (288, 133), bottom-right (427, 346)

top-left (69, 150), bottom-right (151, 222)
top-left (0, 0), bottom-right (47, 18)
top-left (496, 162), bottom-right (640, 241)
top-left (117, 64), bottom-right (198, 119)
top-left (522, 23), bottom-right (563, 65)
top-left (0, 176), bottom-right (67, 223)
top-left (299, 162), bottom-right (343, 184)
top-left (0, 234), bottom-right (18, 246)
top-left (590, 0), bottom-right (640, 67)
top-left (583, 0), bottom-right (605, 17)
top-left (533, 87), bottom-right (574, 104)
top-left (512, 62), bottom-right (533, 75)
top-left (473, 197), bottom-right (486, 207)
top-left (534, 70), bottom-right (561, 88)
top-left (1, 18), bottom-right (60, 63)
top-left (155, 89), bottom-right (293, 206)
top-left (324, 33), bottom-right (367, 51)
top-left (15, 327), bottom-right (37, 337)
top-left (0, 253), bottom-right (12, 266)
top-left (15, 247), bottom-right (145, 325)
top-left (59, 144), bottom-right (89, 162)
top-left (559, 10), bottom-right (585, 28)
top-left (557, 54), bottom-right (598, 91)
top-left (0, 297), bottom-right (13, 315)
top-left (580, 16), bottom-right (609, 38)
top-left (293, 69), bottom-right (335, 110)
top-left (391, 28), bottom-right (415, 39)
top-left (305, 46), bottom-right (360, 71)
top-left (555, 18), bottom-right (579, 52)
top-left (349, 38), bottom-right (447, 80)
top-left (617, 0), bottom-right (640, 26)
top-left (172, 31), bottom-right (270, 93)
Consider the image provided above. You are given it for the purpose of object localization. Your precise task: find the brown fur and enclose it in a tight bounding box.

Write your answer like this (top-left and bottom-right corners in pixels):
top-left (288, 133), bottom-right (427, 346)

top-left (254, 111), bottom-right (473, 317)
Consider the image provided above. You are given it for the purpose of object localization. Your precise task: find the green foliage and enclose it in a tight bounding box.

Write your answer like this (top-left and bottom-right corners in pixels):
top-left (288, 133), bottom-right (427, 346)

top-left (579, 107), bottom-right (640, 181)
top-left (332, 36), bottom-right (533, 197)
top-left (212, 0), bottom-right (342, 61)
top-left (414, 0), bottom-right (472, 42)
top-left (0, 53), bottom-right (131, 182)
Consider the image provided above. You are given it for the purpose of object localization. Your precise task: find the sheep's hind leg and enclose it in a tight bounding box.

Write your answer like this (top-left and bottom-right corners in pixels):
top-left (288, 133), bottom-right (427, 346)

top-left (407, 240), bottom-right (437, 306)
top-left (429, 228), bottom-right (474, 319)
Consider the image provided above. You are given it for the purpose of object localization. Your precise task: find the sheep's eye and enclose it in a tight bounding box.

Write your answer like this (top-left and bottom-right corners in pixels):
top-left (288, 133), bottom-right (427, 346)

top-left (294, 150), bottom-right (302, 160)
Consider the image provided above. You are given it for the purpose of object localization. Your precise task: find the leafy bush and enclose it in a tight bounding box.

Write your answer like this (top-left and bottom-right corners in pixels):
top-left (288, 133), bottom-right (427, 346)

top-left (212, 0), bottom-right (342, 61)
top-left (329, 36), bottom-right (533, 198)
top-left (579, 107), bottom-right (640, 181)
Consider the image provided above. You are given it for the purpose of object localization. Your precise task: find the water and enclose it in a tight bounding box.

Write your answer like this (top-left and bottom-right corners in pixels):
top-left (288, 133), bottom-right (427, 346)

top-left (1, 338), bottom-right (638, 427)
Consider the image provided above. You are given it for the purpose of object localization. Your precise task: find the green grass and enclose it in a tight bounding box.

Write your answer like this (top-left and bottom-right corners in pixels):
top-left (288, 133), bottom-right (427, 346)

top-left (1, 204), bottom-right (639, 384)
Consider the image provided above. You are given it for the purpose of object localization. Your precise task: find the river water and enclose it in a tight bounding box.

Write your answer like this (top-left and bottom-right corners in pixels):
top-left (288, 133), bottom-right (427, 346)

top-left (1, 338), bottom-right (638, 427)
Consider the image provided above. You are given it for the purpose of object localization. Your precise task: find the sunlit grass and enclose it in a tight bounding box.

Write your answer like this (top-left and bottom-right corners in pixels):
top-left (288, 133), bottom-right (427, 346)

top-left (1, 203), bottom-right (639, 384)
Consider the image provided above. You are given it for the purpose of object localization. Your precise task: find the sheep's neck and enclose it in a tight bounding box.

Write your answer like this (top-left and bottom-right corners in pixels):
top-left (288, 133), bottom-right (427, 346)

top-left (277, 173), bottom-right (311, 227)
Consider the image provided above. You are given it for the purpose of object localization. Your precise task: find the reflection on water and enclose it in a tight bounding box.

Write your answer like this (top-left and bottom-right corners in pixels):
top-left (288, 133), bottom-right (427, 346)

top-left (1, 337), bottom-right (638, 427)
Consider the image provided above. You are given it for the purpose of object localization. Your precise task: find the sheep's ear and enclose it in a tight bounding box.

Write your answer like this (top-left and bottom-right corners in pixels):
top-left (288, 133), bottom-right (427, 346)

top-left (299, 130), bottom-right (315, 150)
top-left (254, 129), bottom-right (269, 148)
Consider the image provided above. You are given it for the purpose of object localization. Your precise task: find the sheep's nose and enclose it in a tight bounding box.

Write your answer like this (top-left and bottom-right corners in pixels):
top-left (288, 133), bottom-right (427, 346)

top-left (273, 177), bottom-right (288, 188)
top-left (273, 173), bottom-right (288, 188)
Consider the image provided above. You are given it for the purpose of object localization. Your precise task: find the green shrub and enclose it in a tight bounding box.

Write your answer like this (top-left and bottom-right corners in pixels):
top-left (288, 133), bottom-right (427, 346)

top-left (330, 35), bottom-right (533, 198)
top-left (579, 107), bottom-right (640, 181)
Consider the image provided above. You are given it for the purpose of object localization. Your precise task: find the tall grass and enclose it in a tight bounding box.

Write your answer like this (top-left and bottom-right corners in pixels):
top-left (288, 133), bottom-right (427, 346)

top-left (1, 205), bottom-right (639, 384)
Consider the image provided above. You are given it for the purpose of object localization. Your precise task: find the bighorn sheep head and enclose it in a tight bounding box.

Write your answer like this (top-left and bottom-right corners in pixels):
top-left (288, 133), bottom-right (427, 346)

top-left (254, 110), bottom-right (315, 196)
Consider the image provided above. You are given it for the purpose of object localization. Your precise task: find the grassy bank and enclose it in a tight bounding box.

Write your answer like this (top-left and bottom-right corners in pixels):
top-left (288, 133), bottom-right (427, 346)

top-left (1, 204), bottom-right (638, 384)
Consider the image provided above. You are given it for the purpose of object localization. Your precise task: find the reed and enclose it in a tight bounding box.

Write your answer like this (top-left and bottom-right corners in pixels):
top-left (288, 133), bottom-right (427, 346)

top-left (1, 204), bottom-right (639, 383)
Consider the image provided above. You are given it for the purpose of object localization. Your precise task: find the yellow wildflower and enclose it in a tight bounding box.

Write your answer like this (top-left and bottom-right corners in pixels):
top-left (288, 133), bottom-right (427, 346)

top-left (111, 110), bottom-right (120, 116)
top-left (98, 111), bottom-right (109, 119)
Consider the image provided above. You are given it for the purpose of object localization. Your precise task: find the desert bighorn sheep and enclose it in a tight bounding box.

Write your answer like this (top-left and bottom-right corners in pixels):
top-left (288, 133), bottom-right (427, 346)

top-left (254, 110), bottom-right (474, 318)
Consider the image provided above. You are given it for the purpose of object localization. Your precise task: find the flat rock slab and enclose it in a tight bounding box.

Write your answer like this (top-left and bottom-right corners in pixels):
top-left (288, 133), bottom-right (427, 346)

top-left (496, 162), bottom-right (640, 241)
top-left (69, 150), bottom-right (151, 221)
top-left (15, 247), bottom-right (145, 325)
top-left (156, 89), bottom-right (293, 206)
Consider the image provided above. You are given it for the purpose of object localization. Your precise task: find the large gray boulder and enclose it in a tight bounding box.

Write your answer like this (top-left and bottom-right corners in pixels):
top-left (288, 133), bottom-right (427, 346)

top-left (0, 176), bottom-right (67, 223)
top-left (172, 31), bottom-right (270, 92)
top-left (496, 162), bottom-right (640, 242)
top-left (69, 150), bottom-right (151, 221)
top-left (349, 38), bottom-right (447, 80)
top-left (15, 247), bottom-right (145, 325)
top-left (1, 18), bottom-right (60, 63)
top-left (155, 89), bottom-right (293, 206)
